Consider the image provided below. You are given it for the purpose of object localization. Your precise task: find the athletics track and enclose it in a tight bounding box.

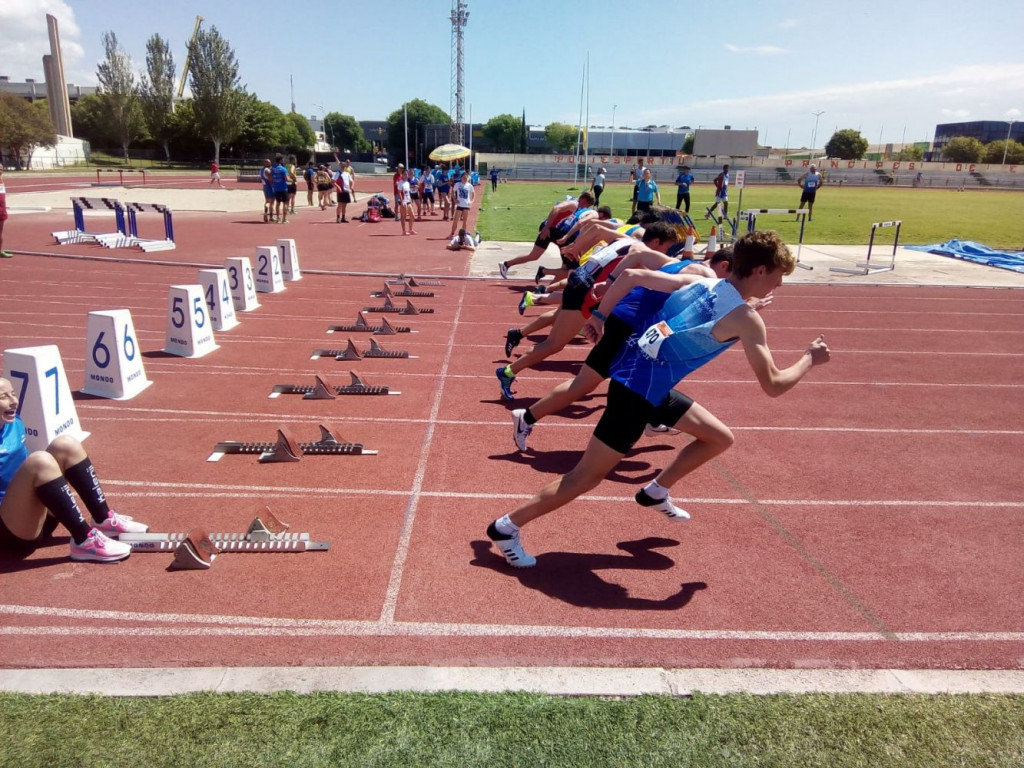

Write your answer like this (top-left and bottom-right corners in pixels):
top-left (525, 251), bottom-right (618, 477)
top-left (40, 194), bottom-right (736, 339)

top-left (0, 173), bottom-right (1021, 687)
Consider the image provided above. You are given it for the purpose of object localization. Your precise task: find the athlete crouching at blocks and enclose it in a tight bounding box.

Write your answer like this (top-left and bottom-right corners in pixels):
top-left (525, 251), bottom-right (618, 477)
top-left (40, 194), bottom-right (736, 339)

top-left (0, 377), bottom-right (148, 563)
top-left (485, 231), bottom-right (831, 568)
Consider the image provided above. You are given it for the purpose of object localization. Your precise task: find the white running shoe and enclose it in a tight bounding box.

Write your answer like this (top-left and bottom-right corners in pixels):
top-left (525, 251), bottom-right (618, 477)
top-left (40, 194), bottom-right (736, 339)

top-left (69, 529), bottom-right (131, 562)
top-left (498, 262), bottom-right (509, 279)
top-left (644, 424), bottom-right (682, 437)
top-left (635, 488), bottom-right (691, 521)
top-left (512, 409), bottom-right (533, 451)
top-left (486, 522), bottom-right (536, 567)
top-left (96, 511), bottom-right (150, 537)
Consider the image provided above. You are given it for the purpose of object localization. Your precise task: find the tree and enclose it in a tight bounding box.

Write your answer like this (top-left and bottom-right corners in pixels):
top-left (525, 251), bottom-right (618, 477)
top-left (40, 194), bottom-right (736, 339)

top-left (982, 139), bottom-right (1024, 165)
top-left (385, 100), bottom-right (449, 164)
top-left (324, 112), bottom-right (370, 154)
top-left (139, 34), bottom-right (176, 162)
top-left (483, 114), bottom-right (524, 152)
top-left (189, 25), bottom-right (248, 163)
top-left (235, 95), bottom-right (287, 153)
top-left (0, 92), bottom-right (58, 167)
top-left (544, 122), bottom-right (577, 152)
top-left (283, 112), bottom-right (315, 155)
top-left (96, 31), bottom-right (146, 161)
top-left (895, 145), bottom-right (924, 161)
top-left (681, 133), bottom-right (695, 155)
top-left (70, 93), bottom-right (111, 148)
top-left (942, 136), bottom-right (983, 163)
top-left (824, 129), bottom-right (868, 160)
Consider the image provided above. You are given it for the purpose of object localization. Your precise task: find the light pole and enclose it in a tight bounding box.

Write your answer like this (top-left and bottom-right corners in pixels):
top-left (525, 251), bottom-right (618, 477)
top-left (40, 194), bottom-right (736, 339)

top-left (609, 104), bottom-right (617, 158)
top-left (314, 103), bottom-right (332, 150)
top-left (1002, 119), bottom-right (1017, 165)
top-left (811, 110), bottom-right (825, 157)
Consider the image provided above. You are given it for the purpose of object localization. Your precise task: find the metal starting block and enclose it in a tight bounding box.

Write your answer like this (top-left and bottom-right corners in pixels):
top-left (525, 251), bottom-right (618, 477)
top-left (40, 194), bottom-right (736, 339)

top-left (119, 508), bottom-right (330, 570)
top-left (207, 423), bottom-right (377, 462)
top-left (269, 372), bottom-right (398, 398)
top-left (387, 275), bottom-right (444, 287)
top-left (362, 297), bottom-right (434, 315)
top-left (327, 315), bottom-right (412, 335)
top-left (371, 282), bottom-right (435, 299)
top-left (311, 339), bottom-right (361, 361)
top-left (362, 339), bottom-right (414, 359)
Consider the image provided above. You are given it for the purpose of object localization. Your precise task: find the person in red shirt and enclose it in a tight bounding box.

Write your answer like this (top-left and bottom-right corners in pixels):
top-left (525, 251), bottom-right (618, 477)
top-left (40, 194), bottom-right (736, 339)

top-left (210, 160), bottom-right (225, 189)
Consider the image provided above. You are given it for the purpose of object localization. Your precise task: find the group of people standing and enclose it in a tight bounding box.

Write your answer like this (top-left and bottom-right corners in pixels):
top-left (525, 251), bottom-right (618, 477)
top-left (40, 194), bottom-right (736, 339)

top-left (391, 164), bottom-right (475, 237)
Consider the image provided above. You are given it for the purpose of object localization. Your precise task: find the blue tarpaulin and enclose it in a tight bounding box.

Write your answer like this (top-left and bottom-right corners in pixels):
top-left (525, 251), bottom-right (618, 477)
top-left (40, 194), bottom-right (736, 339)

top-left (905, 239), bottom-right (1024, 274)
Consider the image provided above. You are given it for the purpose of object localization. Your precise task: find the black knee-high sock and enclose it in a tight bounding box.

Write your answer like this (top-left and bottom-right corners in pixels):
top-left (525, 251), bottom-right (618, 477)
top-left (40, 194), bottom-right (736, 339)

top-left (523, 408), bottom-right (538, 426)
top-left (34, 477), bottom-right (92, 544)
top-left (63, 458), bottom-right (110, 523)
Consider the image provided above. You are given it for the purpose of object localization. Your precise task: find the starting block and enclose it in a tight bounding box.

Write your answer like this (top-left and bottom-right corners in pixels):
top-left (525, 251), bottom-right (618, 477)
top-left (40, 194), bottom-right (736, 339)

top-left (52, 196), bottom-right (130, 247)
top-left (207, 423), bottom-right (377, 462)
top-left (119, 508), bottom-right (329, 570)
top-left (362, 297), bottom-right (433, 315)
top-left (123, 201), bottom-right (176, 252)
top-left (363, 339), bottom-right (414, 359)
top-left (327, 315), bottom-right (411, 335)
top-left (371, 282), bottom-right (435, 299)
top-left (387, 275), bottom-right (444, 287)
top-left (269, 372), bottom-right (398, 399)
top-left (3, 345), bottom-right (89, 452)
top-left (310, 339), bottom-right (361, 361)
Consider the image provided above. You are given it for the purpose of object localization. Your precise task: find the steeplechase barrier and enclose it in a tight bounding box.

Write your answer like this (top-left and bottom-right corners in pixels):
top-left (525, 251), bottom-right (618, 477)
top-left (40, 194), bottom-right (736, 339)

top-left (52, 197), bottom-right (130, 247)
top-left (94, 168), bottom-right (148, 186)
top-left (124, 201), bottom-right (176, 252)
top-left (742, 208), bottom-right (813, 270)
top-left (830, 221), bottom-right (903, 275)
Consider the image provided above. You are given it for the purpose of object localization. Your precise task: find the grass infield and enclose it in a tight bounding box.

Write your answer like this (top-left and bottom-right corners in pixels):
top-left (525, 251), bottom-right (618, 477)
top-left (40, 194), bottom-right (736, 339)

top-left (478, 182), bottom-right (1024, 250)
top-left (1, 691), bottom-right (1022, 767)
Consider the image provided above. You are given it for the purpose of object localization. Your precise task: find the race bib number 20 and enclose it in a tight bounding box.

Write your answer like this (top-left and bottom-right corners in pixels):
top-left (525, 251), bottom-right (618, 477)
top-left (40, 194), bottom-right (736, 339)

top-left (638, 321), bottom-right (673, 359)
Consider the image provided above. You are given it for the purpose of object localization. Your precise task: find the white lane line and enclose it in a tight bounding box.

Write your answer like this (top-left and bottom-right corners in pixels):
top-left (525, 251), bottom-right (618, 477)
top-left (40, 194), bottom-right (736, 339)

top-left (379, 280), bottom-right (466, 624)
top-left (0, 606), bottom-right (1020, 642)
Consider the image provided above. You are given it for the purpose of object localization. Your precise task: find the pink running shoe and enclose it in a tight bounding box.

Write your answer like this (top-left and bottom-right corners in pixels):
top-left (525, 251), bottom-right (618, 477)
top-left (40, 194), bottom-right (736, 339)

top-left (96, 511), bottom-right (149, 536)
top-left (70, 529), bottom-right (131, 562)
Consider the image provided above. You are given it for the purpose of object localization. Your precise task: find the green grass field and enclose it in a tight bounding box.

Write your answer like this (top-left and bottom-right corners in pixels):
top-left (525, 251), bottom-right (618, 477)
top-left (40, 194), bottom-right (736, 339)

top-left (1, 691), bottom-right (1022, 767)
top-left (478, 182), bottom-right (1024, 250)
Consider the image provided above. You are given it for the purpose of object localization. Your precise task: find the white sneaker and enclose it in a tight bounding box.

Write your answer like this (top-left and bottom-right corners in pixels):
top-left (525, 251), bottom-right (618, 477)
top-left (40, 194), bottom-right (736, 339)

top-left (96, 511), bottom-right (150, 537)
top-left (512, 409), bottom-right (533, 451)
top-left (486, 521), bottom-right (536, 567)
top-left (69, 529), bottom-right (132, 562)
top-left (498, 262), bottom-right (509, 279)
top-left (644, 424), bottom-right (681, 437)
top-left (635, 488), bottom-right (691, 521)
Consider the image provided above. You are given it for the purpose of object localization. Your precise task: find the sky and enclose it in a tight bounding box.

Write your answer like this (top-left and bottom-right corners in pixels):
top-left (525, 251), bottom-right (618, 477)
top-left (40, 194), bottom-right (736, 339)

top-left (3, 0), bottom-right (1023, 148)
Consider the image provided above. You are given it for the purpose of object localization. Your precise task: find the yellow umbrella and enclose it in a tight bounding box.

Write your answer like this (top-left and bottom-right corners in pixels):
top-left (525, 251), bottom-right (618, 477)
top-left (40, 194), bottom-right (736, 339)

top-left (428, 143), bottom-right (471, 162)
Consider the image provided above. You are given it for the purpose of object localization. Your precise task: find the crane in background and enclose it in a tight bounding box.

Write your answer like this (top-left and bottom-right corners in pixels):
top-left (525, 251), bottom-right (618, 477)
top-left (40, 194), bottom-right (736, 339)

top-left (176, 15), bottom-right (204, 100)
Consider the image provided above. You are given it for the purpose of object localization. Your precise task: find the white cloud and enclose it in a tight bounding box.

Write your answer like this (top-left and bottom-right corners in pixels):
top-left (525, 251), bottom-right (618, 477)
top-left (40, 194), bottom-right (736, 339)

top-left (723, 43), bottom-right (789, 55)
top-left (0, 0), bottom-right (89, 84)
top-left (1008, 108), bottom-right (1022, 118)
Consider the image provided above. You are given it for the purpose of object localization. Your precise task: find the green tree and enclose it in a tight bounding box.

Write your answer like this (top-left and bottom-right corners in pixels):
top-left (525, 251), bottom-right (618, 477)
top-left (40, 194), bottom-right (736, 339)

top-left (236, 96), bottom-right (286, 153)
top-left (139, 34), bottom-right (176, 162)
top-left (324, 112), bottom-right (370, 154)
top-left (982, 139), bottom-right (1024, 165)
top-left (385, 99), bottom-right (449, 165)
top-left (0, 92), bottom-right (58, 167)
top-left (166, 99), bottom-right (207, 159)
top-left (189, 25), bottom-right (248, 163)
top-left (895, 145), bottom-right (924, 161)
top-left (96, 31), bottom-right (146, 161)
top-left (824, 128), bottom-right (868, 160)
top-left (942, 136), bottom-right (983, 163)
top-left (283, 112), bottom-right (315, 155)
top-left (544, 122), bottom-right (577, 152)
top-left (70, 93), bottom-right (112, 148)
top-left (483, 114), bottom-right (524, 152)
top-left (681, 133), bottom-right (695, 155)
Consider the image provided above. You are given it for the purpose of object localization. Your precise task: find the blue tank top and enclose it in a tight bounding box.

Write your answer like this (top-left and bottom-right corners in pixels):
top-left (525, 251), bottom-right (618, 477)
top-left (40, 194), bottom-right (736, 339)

top-left (609, 278), bottom-right (746, 405)
top-left (0, 418), bottom-right (29, 502)
top-left (611, 260), bottom-right (694, 330)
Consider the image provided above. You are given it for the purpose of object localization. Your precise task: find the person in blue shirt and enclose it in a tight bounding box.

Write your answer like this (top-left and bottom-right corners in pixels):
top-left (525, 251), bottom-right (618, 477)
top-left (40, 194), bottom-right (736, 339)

top-left (485, 230), bottom-right (830, 568)
top-left (706, 163), bottom-right (730, 222)
top-left (674, 165), bottom-right (694, 212)
top-left (635, 168), bottom-right (660, 212)
top-left (490, 166), bottom-right (500, 192)
top-left (270, 155), bottom-right (291, 224)
top-left (797, 164), bottom-right (824, 221)
top-left (260, 159), bottom-right (275, 223)
top-left (0, 377), bottom-right (149, 563)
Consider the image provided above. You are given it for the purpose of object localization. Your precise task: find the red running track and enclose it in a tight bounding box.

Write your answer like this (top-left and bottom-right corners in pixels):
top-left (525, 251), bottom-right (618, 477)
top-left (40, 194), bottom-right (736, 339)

top-left (0, 180), bottom-right (1022, 671)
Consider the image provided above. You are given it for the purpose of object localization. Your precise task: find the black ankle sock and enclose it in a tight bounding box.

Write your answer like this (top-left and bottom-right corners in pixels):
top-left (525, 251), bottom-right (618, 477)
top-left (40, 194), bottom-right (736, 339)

top-left (523, 409), bottom-right (538, 426)
top-left (63, 458), bottom-right (110, 523)
top-left (34, 477), bottom-right (92, 544)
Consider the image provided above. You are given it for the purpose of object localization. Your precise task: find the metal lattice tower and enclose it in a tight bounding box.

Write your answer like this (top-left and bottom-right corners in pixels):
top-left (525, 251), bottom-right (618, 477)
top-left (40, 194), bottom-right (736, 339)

top-left (449, 1), bottom-right (469, 144)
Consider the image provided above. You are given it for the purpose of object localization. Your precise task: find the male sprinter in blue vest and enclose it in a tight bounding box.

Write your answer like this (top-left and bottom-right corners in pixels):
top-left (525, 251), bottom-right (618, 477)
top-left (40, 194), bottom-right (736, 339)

top-left (486, 230), bottom-right (830, 568)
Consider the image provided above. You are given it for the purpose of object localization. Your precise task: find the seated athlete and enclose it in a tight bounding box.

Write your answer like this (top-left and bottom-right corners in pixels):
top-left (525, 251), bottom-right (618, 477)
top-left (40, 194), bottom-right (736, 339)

top-left (485, 230), bottom-right (830, 568)
top-left (510, 249), bottom-right (741, 451)
top-left (498, 192), bottom-right (596, 279)
top-left (0, 377), bottom-right (148, 563)
top-left (496, 221), bottom-right (680, 401)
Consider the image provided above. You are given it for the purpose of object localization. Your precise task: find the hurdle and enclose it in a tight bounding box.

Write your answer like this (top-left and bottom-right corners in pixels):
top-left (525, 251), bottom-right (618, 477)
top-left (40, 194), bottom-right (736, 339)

top-left (123, 201), bottom-right (176, 251)
top-left (741, 208), bottom-right (813, 270)
top-left (94, 168), bottom-right (147, 186)
top-left (830, 221), bottom-right (903, 275)
top-left (52, 196), bottom-right (129, 246)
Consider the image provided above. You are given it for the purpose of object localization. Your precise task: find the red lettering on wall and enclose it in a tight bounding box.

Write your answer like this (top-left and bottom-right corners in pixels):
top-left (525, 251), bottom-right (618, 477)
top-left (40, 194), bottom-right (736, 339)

top-left (876, 162), bottom-right (884, 169)
top-left (785, 159), bottom-right (792, 166)
top-left (802, 160), bottom-right (810, 167)
top-left (1010, 166), bottom-right (1018, 173)
top-left (968, 164), bottom-right (976, 173)
top-left (830, 160), bottom-right (839, 168)
top-left (908, 163), bottom-right (915, 170)
top-left (848, 161), bottom-right (855, 168)
top-left (893, 162), bottom-right (900, 170)
top-left (556, 156), bottom-right (563, 163)
top-left (955, 164), bottom-right (962, 172)
top-left (613, 157), bottom-right (621, 164)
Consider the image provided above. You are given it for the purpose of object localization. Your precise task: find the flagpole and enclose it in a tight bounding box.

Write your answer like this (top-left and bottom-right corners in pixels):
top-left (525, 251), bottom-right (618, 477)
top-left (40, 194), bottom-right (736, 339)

top-left (583, 51), bottom-right (590, 184)
top-left (403, 104), bottom-right (409, 168)
top-left (573, 59), bottom-right (585, 188)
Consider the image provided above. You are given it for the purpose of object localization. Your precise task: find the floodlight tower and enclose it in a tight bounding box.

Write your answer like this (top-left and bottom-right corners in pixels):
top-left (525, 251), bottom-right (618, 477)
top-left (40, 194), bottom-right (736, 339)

top-left (449, 1), bottom-right (469, 144)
